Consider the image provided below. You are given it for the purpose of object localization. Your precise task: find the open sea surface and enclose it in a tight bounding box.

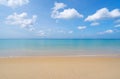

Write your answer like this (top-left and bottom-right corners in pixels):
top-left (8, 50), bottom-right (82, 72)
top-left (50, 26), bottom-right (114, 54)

top-left (0, 39), bottom-right (120, 57)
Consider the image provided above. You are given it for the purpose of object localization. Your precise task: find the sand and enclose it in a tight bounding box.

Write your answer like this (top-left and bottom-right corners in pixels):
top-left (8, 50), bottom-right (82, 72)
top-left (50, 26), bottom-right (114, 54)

top-left (0, 56), bottom-right (120, 79)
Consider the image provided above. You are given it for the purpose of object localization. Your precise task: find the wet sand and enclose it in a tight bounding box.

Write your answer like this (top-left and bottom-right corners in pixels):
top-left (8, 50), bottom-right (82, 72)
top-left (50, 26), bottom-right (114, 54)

top-left (0, 56), bottom-right (120, 79)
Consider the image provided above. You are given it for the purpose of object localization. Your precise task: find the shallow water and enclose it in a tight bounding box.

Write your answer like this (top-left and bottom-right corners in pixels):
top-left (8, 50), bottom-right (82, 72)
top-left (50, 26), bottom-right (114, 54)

top-left (0, 39), bottom-right (120, 57)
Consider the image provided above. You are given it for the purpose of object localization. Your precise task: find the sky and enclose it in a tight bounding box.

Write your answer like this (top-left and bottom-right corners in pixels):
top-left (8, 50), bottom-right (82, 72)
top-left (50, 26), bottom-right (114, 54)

top-left (0, 0), bottom-right (120, 39)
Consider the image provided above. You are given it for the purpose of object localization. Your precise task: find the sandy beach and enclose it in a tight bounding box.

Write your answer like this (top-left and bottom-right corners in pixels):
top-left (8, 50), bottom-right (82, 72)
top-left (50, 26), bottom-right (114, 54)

top-left (0, 56), bottom-right (120, 79)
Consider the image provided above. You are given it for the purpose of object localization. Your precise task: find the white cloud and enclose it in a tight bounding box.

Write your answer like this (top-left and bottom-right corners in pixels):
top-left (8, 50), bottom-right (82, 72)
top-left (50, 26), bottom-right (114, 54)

top-left (29, 28), bottom-right (35, 31)
top-left (68, 30), bottom-right (73, 34)
top-left (90, 22), bottom-right (100, 26)
top-left (114, 24), bottom-right (120, 27)
top-left (85, 8), bottom-right (120, 21)
top-left (99, 29), bottom-right (114, 34)
top-left (56, 8), bottom-right (83, 19)
top-left (6, 12), bottom-right (37, 29)
top-left (105, 30), bottom-right (113, 33)
top-left (0, 0), bottom-right (29, 8)
top-left (78, 26), bottom-right (86, 30)
top-left (52, 2), bottom-right (66, 11)
top-left (51, 2), bottom-right (83, 19)
top-left (37, 30), bottom-right (46, 37)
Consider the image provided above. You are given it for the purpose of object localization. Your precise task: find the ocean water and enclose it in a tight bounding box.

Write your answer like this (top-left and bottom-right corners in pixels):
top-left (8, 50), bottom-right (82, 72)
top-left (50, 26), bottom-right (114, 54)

top-left (0, 39), bottom-right (120, 57)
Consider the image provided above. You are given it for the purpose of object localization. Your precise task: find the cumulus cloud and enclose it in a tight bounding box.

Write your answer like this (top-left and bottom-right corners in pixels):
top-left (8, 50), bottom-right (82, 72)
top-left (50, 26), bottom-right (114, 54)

top-left (0, 0), bottom-right (29, 8)
top-left (51, 2), bottom-right (83, 19)
top-left (90, 22), bottom-right (100, 26)
top-left (78, 26), bottom-right (86, 30)
top-left (99, 29), bottom-right (114, 34)
top-left (85, 8), bottom-right (120, 22)
top-left (52, 2), bottom-right (66, 11)
top-left (6, 12), bottom-right (37, 29)
top-left (53, 8), bottom-right (83, 19)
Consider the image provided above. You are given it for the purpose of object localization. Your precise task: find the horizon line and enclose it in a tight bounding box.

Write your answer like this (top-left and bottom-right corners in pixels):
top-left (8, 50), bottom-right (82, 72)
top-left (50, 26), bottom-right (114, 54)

top-left (0, 38), bottom-right (120, 40)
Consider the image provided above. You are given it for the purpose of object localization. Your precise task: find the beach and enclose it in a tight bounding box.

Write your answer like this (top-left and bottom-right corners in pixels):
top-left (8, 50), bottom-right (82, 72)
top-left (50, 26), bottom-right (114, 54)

top-left (0, 0), bottom-right (120, 78)
top-left (0, 56), bottom-right (120, 79)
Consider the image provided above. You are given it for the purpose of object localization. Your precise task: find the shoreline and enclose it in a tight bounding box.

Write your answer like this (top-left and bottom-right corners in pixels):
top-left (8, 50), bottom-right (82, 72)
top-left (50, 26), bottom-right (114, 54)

top-left (0, 54), bottom-right (120, 58)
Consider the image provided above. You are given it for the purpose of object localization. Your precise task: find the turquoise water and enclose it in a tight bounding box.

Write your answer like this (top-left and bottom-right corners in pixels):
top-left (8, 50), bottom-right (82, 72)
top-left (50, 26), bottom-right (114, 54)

top-left (0, 39), bottom-right (120, 56)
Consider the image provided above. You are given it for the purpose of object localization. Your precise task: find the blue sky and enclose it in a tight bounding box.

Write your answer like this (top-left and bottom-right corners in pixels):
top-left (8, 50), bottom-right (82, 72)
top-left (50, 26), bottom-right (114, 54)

top-left (0, 0), bottom-right (120, 39)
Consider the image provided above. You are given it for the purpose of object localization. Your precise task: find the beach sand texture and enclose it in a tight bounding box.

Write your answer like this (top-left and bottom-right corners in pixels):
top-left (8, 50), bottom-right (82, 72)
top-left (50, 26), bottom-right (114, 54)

top-left (0, 57), bottom-right (120, 79)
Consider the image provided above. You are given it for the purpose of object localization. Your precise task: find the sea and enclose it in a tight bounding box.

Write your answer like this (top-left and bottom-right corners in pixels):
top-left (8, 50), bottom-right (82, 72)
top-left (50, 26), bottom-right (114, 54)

top-left (0, 39), bottom-right (120, 57)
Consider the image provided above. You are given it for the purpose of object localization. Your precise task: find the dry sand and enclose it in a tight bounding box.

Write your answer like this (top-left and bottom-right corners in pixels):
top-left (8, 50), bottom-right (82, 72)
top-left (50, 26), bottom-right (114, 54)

top-left (0, 56), bottom-right (120, 79)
